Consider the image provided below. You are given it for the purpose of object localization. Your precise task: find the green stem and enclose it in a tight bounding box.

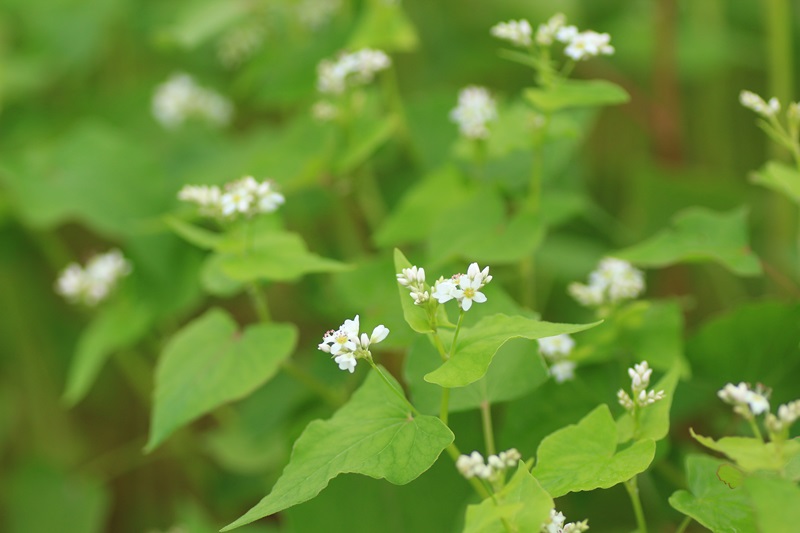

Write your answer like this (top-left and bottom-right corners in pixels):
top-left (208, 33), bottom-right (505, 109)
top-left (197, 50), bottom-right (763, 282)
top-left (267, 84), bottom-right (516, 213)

top-left (449, 311), bottom-right (465, 358)
top-left (247, 283), bottom-right (271, 323)
top-left (675, 515), bottom-right (692, 533)
top-left (381, 66), bottom-right (419, 166)
top-left (624, 476), bottom-right (648, 533)
top-left (480, 401), bottom-right (496, 456)
top-left (430, 330), bottom-right (449, 361)
top-left (281, 359), bottom-right (343, 408)
top-left (440, 387), bottom-right (450, 425)
top-left (368, 360), bottom-right (420, 416)
top-left (354, 163), bottom-right (387, 231)
top-left (747, 416), bottom-right (765, 442)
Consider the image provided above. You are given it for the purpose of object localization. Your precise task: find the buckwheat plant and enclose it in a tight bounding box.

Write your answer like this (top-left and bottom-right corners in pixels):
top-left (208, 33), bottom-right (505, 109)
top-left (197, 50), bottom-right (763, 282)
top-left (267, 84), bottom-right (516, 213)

top-left (541, 509), bottom-right (590, 533)
top-left (55, 249), bottom-right (132, 306)
top-left (178, 176), bottom-right (285, 220)
top-left (152, 73), bottom-right (233, 129)
top-left (569, 257), bottom-right (645, 316)
top-left (538, 334), bottom-right (577, 383)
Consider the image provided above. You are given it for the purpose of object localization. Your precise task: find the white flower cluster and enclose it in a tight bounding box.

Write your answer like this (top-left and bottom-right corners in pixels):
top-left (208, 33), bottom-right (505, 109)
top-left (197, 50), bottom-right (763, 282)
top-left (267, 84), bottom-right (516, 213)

top-left (766, 399), bottom-right (800, 433)
top-left (316, 48), bottom-right (391, 95)
top-left (152, 73), bottom-right (233, 129)
top-left (538, 334), bottom-right (576, 383)
top-left (56, 249), bottom-right (132, 306)
top-left (318, 315), bottom-right (389, 373)
top-left (449, 86), bottom-right (497, 139)
top-left (178, 176), bottom-right (285, 219)
top-left (739, 90), bottom-right (780, 118)
top-left (541, 509), bottom-right (589, 533)
top-left (718, 382), bottom-right (771, 419)
top-left (455, 448), bottom-right (521, 480)
top-left (297, 0), bottom-right (341, 30)
top-left (617, 361), bottom-right (666, 412)
top-left (569, 258), bottom-right (644, 308)
top-left (217, 23), bottom-right (265, 68)
top-left (532, 13), bottom-right (614, 61)
top-left (490, 19), bottom-right (532, 47)
top-left (432, 263), bottom-right (492, 312)
top-left (396, 266), bottom-right (429, 305)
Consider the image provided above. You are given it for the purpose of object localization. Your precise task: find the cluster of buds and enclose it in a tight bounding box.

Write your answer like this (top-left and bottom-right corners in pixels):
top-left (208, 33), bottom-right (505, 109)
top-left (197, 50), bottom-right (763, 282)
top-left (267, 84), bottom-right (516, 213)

top-left (449, 86), bottom-right (498, 139)
top-left (617, 361), bottom-right (666, 412)
top-left (569, 257), bottom-right (645, 309)
top-left (152, 73), bottom-right (233, 129)
top-left (537, 334), bottom-right (577, 383)
top-left (316, 48), bottom-right (391, 95)
top-left (396, 266), bottom-right (429, 305)
top-left (178, 176), bottom-right (285, 219)
top-left (494, 13), bottom-right (613, 61)
top-left (56, 249), bottom-right (132, 306)
top-left (541, 509), bottom-right (590, 533)
top-left (739, 90), bottom-right (781, 119)
top-left (455, 449), bottom-right (521, 481)
top-left (765, 400), bottom-right (800, 434)
top-left (318, 315), bottom-right (389, 373)
top-left (431, 262), bottom-right (492, 312)
top-left (718, 382), bottom-right (771, 420)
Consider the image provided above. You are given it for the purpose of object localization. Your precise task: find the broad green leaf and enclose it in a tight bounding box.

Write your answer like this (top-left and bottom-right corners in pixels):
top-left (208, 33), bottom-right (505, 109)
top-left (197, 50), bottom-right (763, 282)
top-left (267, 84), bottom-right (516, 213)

top-left (161, 0), bottom-right (249, 49)
top-left (164, 215), bottom-right (222, 250)
top-left (746, 474), bottom-right (800, 531)
top-left (375, 166), bottom-right (471, 247)
top-left (221, 369), bottom-right (454, 531)
top-left (215, 231), bottom-right (349, 282)
top-left (393, 248), bottom-right (453, 334)
top-left (717, 464), bottom-right (745, 489)
top-left (348, 0), bottom-right (419, 52)
top-left (751, 160), bottom-right (800, 204)
top-left (63, 297), bottom-right (152, 405)
top-left (200, 254), bottom-right (244, 297)
top-left (690, 429), bottom-right (800, 473)
top-left (7, 461), bottom-right (110, 533)
top-left (146, 308), bottom-right (297, 452)
top-left (464, 464), bottom-right (553, 533)
top-left (424, 314), bottom-right (599, 388)
top-left (668, 455), bottom-right (757, 533)
top-left (615, 207), bottom-right (761, 276)
top-left (532, 405), bottom-right (656, 497)
top-left (616, 362), bottom-right (682, 442)
top-left (524, 79), bottom-right (630, 113)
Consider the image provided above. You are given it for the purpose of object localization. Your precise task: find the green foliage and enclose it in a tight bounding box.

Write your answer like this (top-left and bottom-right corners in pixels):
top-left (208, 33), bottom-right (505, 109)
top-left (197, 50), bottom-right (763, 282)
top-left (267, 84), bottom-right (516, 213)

top-left (222, 369), bottom-right (453, 530)
top-left (616, 362), bottom-right (682, 442)
top-left (525, 79), bottom-right (630, 112)
top-left (532, 405), bottom-right (656, 497)
top-left (146, 308), bottom-right (297, 451)
top-left (690, 429), bottom-right (800, 476)
top-left (745, 474), bottom-right (800, 531)
top-left (751, 161), bottom-right (800, 204)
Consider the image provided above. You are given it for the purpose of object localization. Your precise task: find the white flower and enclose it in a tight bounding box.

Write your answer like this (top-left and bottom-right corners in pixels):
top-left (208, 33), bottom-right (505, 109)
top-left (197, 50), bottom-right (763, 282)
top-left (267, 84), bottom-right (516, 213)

top-left (221, 188), bottom-right (253, 217)
top-left (555, 25), bottom-right (579, 44)
top-left (318, 315), bottom-right (389, 373)
top-left (536, 13), bottom-right (567, 45)
top-left (538, 334), bottom-right (575, 359)
top-left (297, 0), bottom-right (341, 30)
top-left (766, 400), bottom-right (800, 433)
top-left (549, 360), bottom-right (576, 383)
top-left (541, 509), bottom-right (589, 533)
top-left (217, 23), bottom-right (265, 68)
top-left (334, 353), bottom-right (357, 373)
top-left (739, 90), bottom-right (780, 118)
top-left (450, 86), bottom-right (497, 139)
top-left (570, 258), bottom-right (644, 308)
top-left (55, 249), bottom-right (132, 306)
top-left (456, 448), bottom-right (520, 480)
top-left (255, 181), bottom-right (286, 213)
top-left (568, 282), bottom-right (605, 307)
top-left (397, 266), bottom-right (430, 305)
top-left (454, 274), bottom-right (487, 311)
top-left (431, 277), bottom-right (458, 304)
top-left (317, 48), bottom-right (391, 95)
top-left (152, 73), bottom-right (232, 129)
top-left (718, 382), bottom-right (771, 418)
top-left (618, 361), bottom-right (665, 412)
top-left (563, 30), bottom-right (614, 61)
top-left (490, 19), bottom-right (532, 47)
top-left (180, 177), bottom-right (284, 219)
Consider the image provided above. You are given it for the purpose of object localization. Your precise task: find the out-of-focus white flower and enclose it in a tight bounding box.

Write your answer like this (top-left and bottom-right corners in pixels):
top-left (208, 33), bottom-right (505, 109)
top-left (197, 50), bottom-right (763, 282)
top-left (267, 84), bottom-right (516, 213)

top-left (450, 86), bottom-right (497, 139)
top-left (766, 399), bottom-right (800, 433)
top-left (56, 249), bottom-right (132, 306)
top-left (538, 334), bottom-right (575, 359)
top-left (152, 73), bottom-right (233, 129)
top-left (563, 30), bottom-right (614, 61)
top-left (718, 382), bottom-right (771, 419)
top-left (317, 48), bottom-right (391, 95)
top-left (318, 315), bottom-right (389, 373)
top-left (536, 13), bottom-right (567, 45)
top-left (217, 23), bottom-right (265, 68)
top-left (555, 25), bottom-right (579, 44)
top-left (456, 448), bottom-right (520, 480)
top-left (618, 361), bottom-right (665, 412)
top-left (549, 360), bottom-right (576, 384)
top-left (490, 19), bottom-right (532, 47)
top-left (297, 0), bottom-right (341, 30)
top-left (739, 90), bottom-right (780, 118)
top-left (541, 508), bottom-right (589, 533)
top-left (569, 258), bottom-right (644, 308)
top-left (312, 100), bottom-right (339, 122)
top-left (179, 176), bottom-right (284, 219)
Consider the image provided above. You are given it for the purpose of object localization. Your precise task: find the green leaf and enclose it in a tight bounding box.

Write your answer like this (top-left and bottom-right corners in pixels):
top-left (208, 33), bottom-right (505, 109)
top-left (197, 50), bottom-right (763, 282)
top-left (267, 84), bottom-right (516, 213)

top-left (717, 463), bottom-right (745, 489)
top-left (464, 464), bottom-right (553, 533)
top-left (746, 474), bottom-right (800, 531)
top-left (393, 248), bottom-right (453, 334)
top-left (164, 215), bottom-right (222, 250)
top-left (335, 115), bottom-right (398, 175)
top-left (161, 0), bottom-right (250, 49)
top-left (616, 362), bottom-right (682, 442)
top-left (146, 308), bottom-right (297, 452)
top-left (347, 0), bottom-right (419, 52)
top-left (524, 79), bottom-right (630, 113)
top-left (215, 231), bottom-right (349, 282)
top-left (690, 429), bottom-right (800, 473)
top-left (668, 455), bottom-right (757, 533)
top-left (424, 314), bottom-right (599, 388)
top-left (614, 207), bottom-right (762, 276)
top-left (63, 298), bottom-right (152, 405)
top-left (751, 160), bottom-right (800, 204)
top-left (200, 254), bottom-right (244, 297)
top-left (532, 405), bottom-right (656, 497)
top-left (221, 369), bottom-right (454, 531)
